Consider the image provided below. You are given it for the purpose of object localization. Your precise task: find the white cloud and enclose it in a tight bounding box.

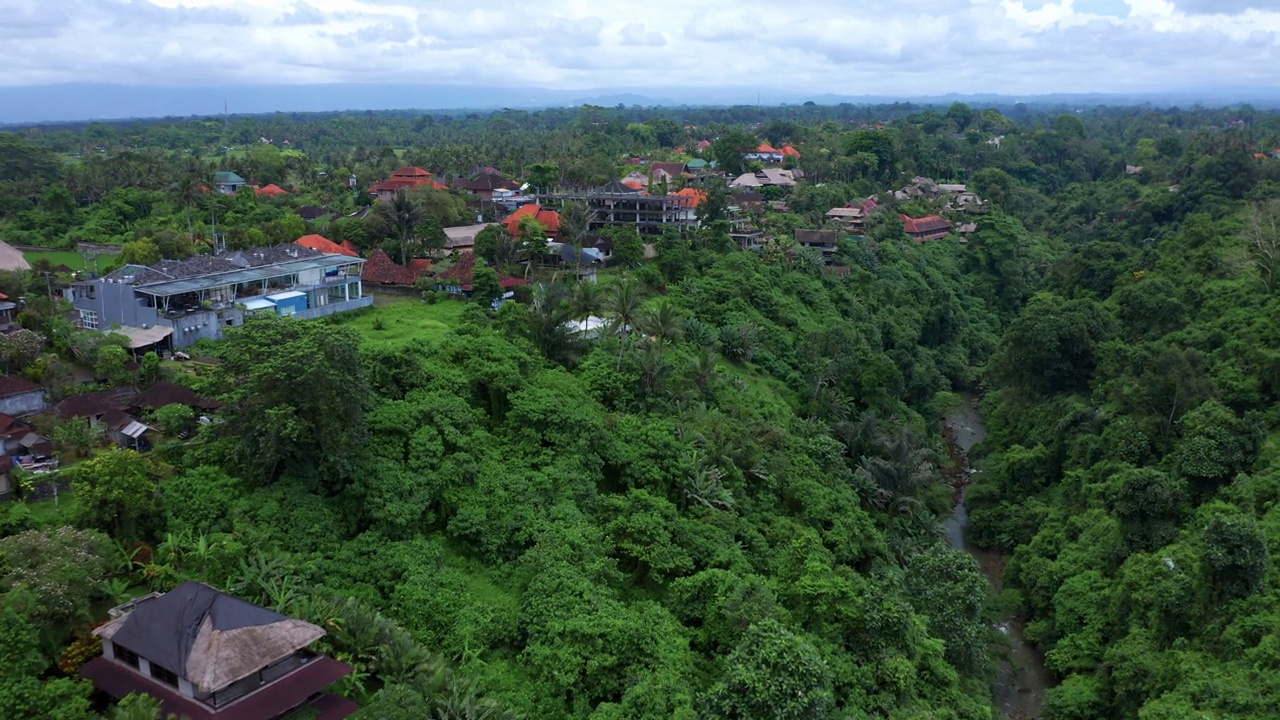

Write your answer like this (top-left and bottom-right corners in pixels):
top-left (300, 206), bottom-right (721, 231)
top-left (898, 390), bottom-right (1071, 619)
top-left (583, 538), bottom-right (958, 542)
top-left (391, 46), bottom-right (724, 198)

top-left (0, 0), bottom-right (1279, 98)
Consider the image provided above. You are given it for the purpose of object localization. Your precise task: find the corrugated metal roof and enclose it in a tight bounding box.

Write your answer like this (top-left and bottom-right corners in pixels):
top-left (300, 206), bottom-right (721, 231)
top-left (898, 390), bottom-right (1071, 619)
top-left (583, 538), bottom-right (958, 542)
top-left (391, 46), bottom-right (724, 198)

top-left (120, 421), bottom-right (149, 439)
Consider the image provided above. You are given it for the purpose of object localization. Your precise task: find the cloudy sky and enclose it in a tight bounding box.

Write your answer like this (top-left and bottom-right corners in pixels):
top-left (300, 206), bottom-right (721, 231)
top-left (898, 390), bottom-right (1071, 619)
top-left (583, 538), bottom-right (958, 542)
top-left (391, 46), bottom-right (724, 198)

top-left (3, 0), bottom-right (1280, 97)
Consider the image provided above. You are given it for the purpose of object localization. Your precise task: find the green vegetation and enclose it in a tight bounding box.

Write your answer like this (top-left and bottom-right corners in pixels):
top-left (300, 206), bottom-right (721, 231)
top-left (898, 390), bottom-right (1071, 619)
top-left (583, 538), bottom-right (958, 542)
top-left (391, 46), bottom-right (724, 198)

top-left (2, 100), bottom-right (1280, 720)
top-left (330, 296), bottom-right (466, 350)
top-left (21, 251), bottom-right (96, 272)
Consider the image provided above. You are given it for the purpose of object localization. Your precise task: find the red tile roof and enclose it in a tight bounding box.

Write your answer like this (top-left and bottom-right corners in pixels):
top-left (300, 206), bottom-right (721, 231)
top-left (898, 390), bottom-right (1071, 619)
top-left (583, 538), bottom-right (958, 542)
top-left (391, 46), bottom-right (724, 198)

top-left (756, 143), bottom-right (780, 154)
top-left (295, 234), bottom-right (359, 257)
top-left (409, 259), bottom-right (433, 273)
top-left (361, 249), bottom-right (420, 285)
top-left (696, 140), bottom-right (712, 150)
top-left (391, 166), bottom-right (431, 178)
top-left (255, 184), bottom-right (289, 198)
top-left (0, 375), bottom-right (40, 397)
top-left (900, 215), bottom-right (953, 239)
top-left (781, 145), bottom-right (801, 158)
top-left (504, 204), bottom-right (561, 235)
top-left (621, 180), bottom-right (645, 190)
top-left (371, 177), bottom-right (447, 194)
top-left (435, 252), bottom-right (526, 292)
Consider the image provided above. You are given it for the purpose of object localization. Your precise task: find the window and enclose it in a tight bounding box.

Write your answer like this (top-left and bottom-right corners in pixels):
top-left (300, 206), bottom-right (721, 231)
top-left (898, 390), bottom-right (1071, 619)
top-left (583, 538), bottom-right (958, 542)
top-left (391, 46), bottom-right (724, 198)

top-left (79, 309), bottom-right (99, 330)
top-left (116, 646), bottom-right (140, 669)
top-left (151, 664), bottom-right (179, 687)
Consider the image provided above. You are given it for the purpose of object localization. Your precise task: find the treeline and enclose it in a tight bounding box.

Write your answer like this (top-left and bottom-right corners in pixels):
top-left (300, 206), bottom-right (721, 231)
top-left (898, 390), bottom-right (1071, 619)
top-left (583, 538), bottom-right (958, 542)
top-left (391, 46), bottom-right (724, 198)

top-left (1, 100), bottom-right (1279, 719)
top-left (967, 119), bottom-right (1280, 716)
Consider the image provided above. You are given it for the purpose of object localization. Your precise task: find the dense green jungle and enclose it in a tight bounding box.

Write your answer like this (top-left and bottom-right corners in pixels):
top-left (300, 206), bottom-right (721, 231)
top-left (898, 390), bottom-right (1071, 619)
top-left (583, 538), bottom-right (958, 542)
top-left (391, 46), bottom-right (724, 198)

top-left (1, 100), bottom-right (1278, 719)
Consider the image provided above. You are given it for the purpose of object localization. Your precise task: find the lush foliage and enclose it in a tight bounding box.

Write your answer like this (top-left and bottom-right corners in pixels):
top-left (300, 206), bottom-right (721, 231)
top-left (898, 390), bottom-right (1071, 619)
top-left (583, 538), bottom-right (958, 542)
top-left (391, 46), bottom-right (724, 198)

top-left (5, 99), bottom-right (1280, 718)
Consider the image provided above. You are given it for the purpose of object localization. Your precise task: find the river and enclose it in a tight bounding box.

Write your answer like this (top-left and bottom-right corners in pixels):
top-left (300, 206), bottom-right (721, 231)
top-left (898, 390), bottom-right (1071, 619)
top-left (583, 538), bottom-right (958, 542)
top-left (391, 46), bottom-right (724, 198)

top-left (941, 395), bottom-right (1051, 720)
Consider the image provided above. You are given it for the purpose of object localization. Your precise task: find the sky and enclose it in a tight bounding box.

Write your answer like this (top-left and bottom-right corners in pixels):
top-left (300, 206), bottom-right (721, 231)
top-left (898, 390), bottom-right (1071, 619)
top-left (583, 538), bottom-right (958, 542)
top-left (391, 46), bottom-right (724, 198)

top-left (3, 0), bottom-right (1280, 117)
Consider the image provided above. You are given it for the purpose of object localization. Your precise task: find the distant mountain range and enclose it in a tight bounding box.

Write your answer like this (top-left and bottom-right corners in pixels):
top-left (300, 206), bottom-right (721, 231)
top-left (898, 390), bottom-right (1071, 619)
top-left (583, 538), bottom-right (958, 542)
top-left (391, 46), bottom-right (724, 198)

top-left (4, 83), bottom-right (1280, 125)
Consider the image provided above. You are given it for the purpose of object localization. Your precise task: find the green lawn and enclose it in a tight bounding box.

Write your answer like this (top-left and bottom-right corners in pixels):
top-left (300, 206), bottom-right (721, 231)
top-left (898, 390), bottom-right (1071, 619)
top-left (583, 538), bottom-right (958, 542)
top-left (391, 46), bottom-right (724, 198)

top-left (27, 493), bottom-right (80, 528)
top-left (24, 249), bottom-right (118, 271)
top-left (331, 295), bottom-right (466, 350)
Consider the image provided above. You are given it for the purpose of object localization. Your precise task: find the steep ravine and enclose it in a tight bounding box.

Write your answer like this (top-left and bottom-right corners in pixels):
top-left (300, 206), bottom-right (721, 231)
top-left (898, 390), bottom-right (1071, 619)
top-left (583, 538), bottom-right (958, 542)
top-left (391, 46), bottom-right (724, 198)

top-left (942, 395), bottom-right (1051, 720)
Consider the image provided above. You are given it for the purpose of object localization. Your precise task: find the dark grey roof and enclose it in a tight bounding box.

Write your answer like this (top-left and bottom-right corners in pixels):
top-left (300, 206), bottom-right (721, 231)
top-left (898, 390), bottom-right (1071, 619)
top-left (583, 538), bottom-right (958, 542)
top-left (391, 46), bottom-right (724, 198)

top-left (455, 171), bottom-right (520, 192)
top-left (108, 582), bottom-right (289, 676)
top-left (796, 229), bottom-right (839, 247)
top-left (217, 243), bottom-right (320, 268)
top-left (295, 206), bottom-right (332, 221)
top-left (598, 180), bottom-right (642, 194)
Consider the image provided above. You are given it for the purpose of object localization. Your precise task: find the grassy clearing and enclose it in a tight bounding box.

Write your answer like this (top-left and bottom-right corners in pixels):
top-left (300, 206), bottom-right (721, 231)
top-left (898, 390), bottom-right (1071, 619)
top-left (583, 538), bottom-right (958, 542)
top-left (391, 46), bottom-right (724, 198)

top-left (23, 251), bottom-right (100, 272)
top-left (330, 294), bottom-right (466, 350)
top-left (27, 493), bottom-right (81, 527)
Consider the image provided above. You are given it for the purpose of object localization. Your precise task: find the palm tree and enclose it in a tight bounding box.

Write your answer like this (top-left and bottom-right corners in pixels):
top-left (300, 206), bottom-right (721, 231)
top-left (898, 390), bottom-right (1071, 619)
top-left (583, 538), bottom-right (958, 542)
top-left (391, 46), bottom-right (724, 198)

top-left (569, 280), bottom-right (603, 334)
top-left (854, 426), bottom-right (939, 536)
top-left (607, 276), bottom-right (643, 344)
top-left (379, 189), bottom-right (423, 266)
top-left (681, 450), bottom-right (735, 511)
top-left (558, 200), bottom-right (597, 274)
top-left (527, 282), bottom-right (579, 364)
top-left (690, 345), bottom-right (719, 396)
top-left (641, 300), bottom-right (684, 349)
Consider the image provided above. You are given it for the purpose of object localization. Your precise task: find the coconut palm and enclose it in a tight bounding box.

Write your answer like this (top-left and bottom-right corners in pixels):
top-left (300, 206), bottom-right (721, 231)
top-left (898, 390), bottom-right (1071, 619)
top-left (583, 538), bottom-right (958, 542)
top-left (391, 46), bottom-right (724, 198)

top-left (379, 188), bottom-right (423, 266)
top-left (608, 277), bottom-right (642, 337)
top-left (854, 425), bottom-right (940, 536)
top-left (641, 300), bottom-right (684, 349)
top-left (569, 280), bottom-right (603, 334)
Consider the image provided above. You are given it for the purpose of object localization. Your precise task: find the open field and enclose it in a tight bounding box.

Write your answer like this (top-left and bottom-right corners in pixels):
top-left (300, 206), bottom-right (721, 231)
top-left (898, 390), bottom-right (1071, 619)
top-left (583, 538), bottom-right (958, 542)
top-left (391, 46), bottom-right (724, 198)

top-left (330, 294), bottom-right (466, 350)
top-left (23, 245), bottom-right (119, 269)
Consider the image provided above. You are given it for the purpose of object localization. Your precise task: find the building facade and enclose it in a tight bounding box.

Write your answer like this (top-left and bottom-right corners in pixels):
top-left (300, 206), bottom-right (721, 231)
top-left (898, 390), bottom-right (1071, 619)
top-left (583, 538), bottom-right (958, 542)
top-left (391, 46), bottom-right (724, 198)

top-left (81, 582), bottom-right (356, 720)
top-left (65, 245), bottom-right (371, 351)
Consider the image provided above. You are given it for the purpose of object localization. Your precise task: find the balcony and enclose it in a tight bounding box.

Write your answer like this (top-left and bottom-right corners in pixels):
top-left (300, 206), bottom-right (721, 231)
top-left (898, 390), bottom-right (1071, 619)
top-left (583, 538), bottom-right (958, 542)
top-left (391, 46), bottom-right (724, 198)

top-left (294, 296), bottom-right (373, 320)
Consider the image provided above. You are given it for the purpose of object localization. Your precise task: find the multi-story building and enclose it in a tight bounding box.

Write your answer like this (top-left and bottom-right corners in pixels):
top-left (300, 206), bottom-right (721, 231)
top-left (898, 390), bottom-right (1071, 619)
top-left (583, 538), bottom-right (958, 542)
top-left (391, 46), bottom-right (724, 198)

top-left (80, 581), bottom-right (356, 720)
top-left (65, 244), bottom-right (370, 352)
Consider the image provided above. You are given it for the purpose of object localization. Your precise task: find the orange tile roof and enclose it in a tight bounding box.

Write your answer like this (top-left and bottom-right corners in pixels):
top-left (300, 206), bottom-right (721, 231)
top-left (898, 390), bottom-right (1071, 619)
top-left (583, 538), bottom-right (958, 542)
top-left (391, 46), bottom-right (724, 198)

top-left (622, 180), bottom-right (645, 190)
top-left (756, 143), bottom-right (780, 154)
top-left (390, 166), bottom-right (431, 178)
top-left (255, 184), bottom-right (289, 198)
top-left (504, 204), bottom-right (561, 235)
top-left (295, 234), bottom-right (359, 257)
top-left (672, 187), bottom-right (707, 208)
top-left (781, 145), bottom-right (801, 158)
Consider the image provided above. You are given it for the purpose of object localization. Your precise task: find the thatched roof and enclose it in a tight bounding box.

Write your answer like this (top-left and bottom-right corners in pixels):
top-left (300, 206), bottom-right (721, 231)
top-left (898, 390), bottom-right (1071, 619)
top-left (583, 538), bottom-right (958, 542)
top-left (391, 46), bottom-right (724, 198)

top-left (0, 241), bottom-right (31, 272)
top-left (96, 582), bottom-right (324, 694)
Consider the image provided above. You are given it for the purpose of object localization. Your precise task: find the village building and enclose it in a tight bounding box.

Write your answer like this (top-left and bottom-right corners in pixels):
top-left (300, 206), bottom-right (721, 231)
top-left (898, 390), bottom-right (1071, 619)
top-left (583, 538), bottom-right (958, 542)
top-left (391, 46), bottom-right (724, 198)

top-left (212, 172), bottom-right (247, 195)
top-left (369, 166), bottom-right (447, 202)
top-left (453, 170), bottom-right (521, 199)
top-left (432, 252), bottom-right (529, 297)
top-left (81, 581), bottom-right (356, 720)
top-left (0, 375), bottom-right (46, 417)
top-left (504, 204), bottom-right (562, 238)
top-left (65, 244), bottom-right (369, 351)
top-left (795, 229), bottom-right (840, 261)
top-left (730, 168), bottom-right (798, 188)
top-left (294, 234), bottom-right (359, 258)
top-left (0, 240), bottom-right (32, 272)
top-left (294, 206), bottom-right (333, 223)
top-left (357, 250), bottom-right (422, 287)
top-left (443, 223), bottom-right (497, 252)
top-left (744, 144), bottom-right (784, 164)
top-left (255, 184), bottom-right (289, 199)
top-left (900, 215), bottom-right (953, 241)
